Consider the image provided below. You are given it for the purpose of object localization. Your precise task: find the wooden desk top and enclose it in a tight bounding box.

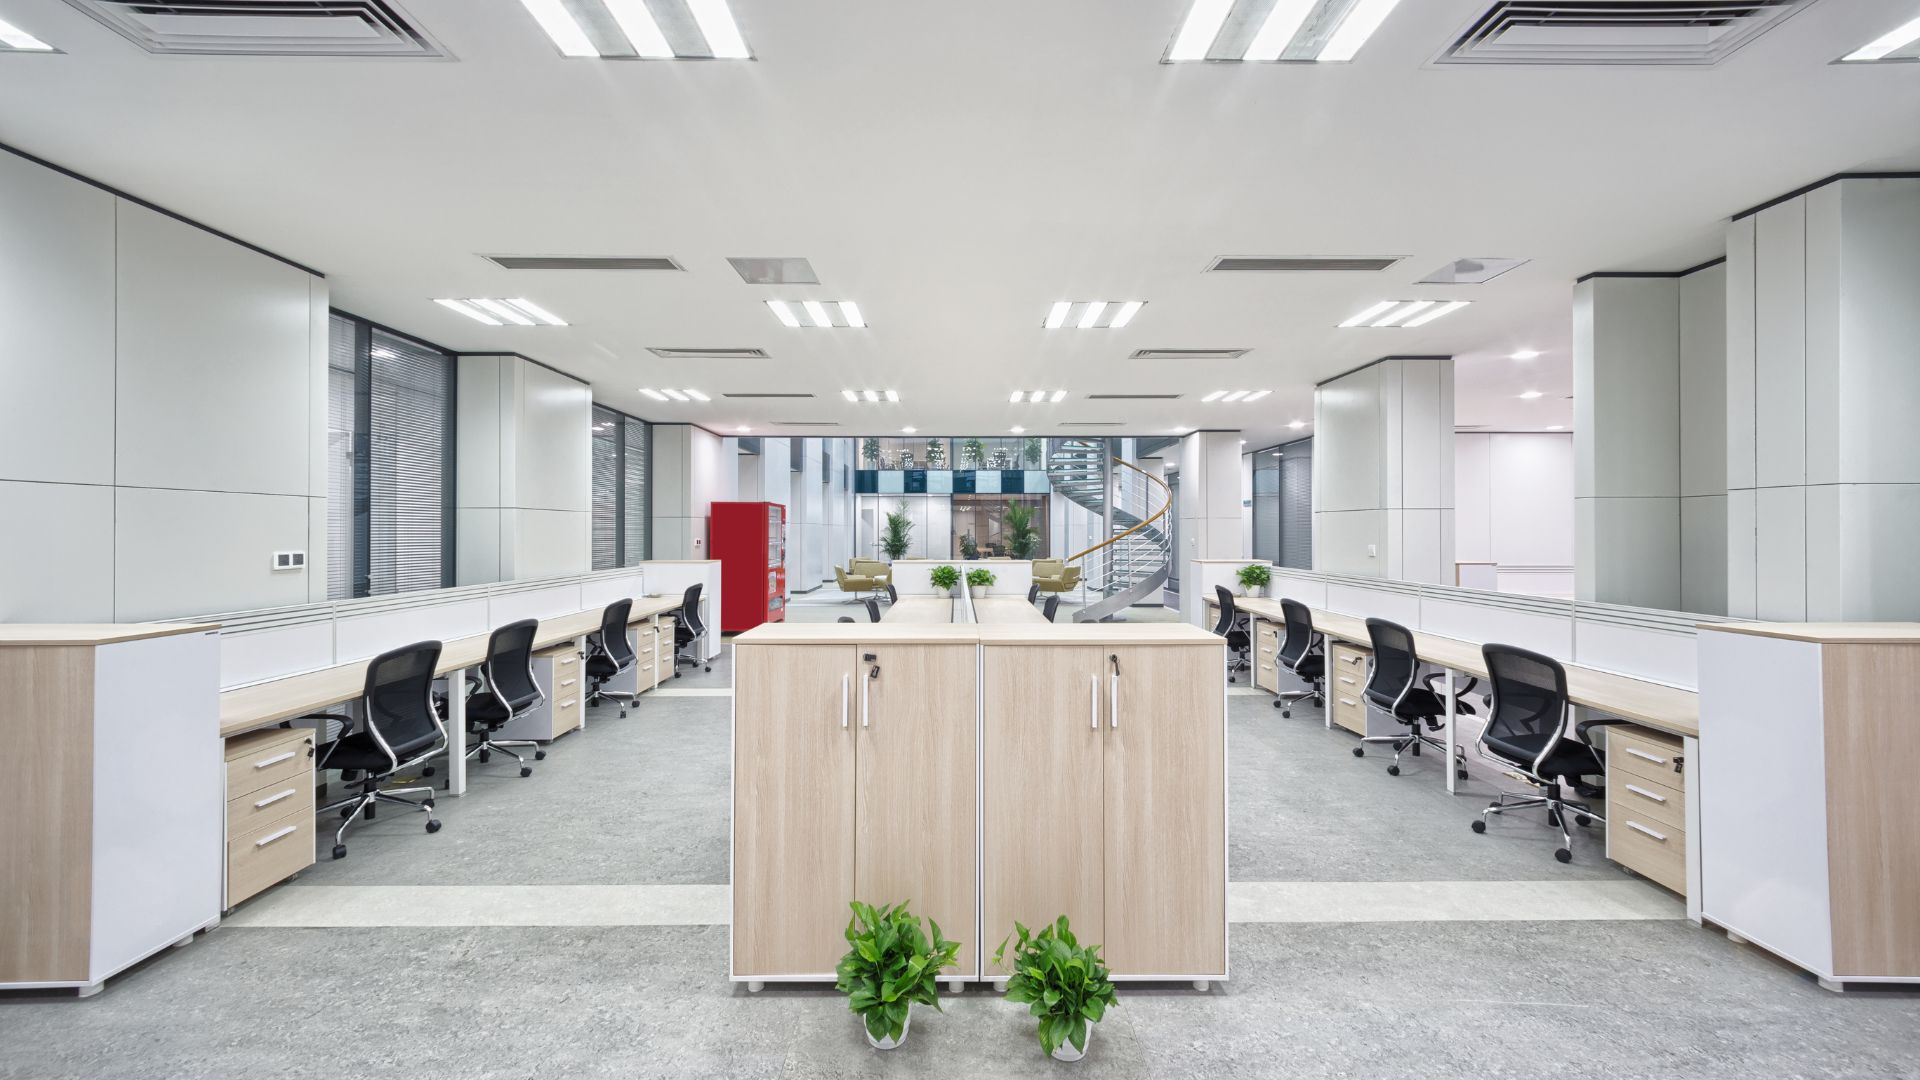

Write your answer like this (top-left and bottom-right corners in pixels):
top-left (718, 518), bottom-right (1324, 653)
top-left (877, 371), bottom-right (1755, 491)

top-left (883, 597), bottom-right (957, 624)
top-left (736, 623), bottom-right (980, 645)
top-left (972, 597), bottom-right (1050, 624)
top-left (218, 595), bottom-right (683, 738)
top-left (1702, 621), bottom-right (1920, 645)
top-left (0, 622), bottom-right (220, 646)
top-left (1211, 594), bottom-right (1698, 738)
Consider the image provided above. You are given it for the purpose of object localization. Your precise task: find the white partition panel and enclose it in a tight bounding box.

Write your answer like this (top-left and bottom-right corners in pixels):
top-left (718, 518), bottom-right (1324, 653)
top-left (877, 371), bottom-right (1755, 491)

top-left (1573, 603), bottom-right (1719, 687)
top-left (1420, 592), bottom-right (1574, 661)
top-left (1323, 579), bottom-right (1421, 627)
top-left (1269, 572), bottom-right (1328, 611)
top-left (579, 571), bottom-right (648, 609)
top-left (218, 616), bottom-right (336, 688)
top-left (632, 562), bottom-right (722, 659)
top-left (490, 579), bottom-right (595, 626)
top-left (334, 595), bottom-right (491, 663)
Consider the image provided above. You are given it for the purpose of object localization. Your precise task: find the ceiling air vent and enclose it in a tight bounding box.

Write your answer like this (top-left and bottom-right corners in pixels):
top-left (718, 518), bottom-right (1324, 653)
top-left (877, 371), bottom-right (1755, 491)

top-left (63, 0), bottom-right (446, 56)
top-left (1086, 393), bottom-right (1182, 400)
top-left (1207, 256), bottom-right (1400, 272)
top-left (485, 255), bottom-right (682, 271)
top-left (1437, 1), bottom-right (1813, 66)
top-left (646, 347), bottom-right (768, 360)
top-left (1129, 348), bottom-right (1250, 361)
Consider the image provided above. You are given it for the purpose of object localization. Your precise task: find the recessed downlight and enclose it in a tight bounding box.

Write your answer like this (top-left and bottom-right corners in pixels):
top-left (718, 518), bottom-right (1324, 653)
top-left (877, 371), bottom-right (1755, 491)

top-left (1510, 349), bottom-right (1541, 361)
top-left (1519, 390), bottom-right (1544, 400)
top-left (902, 426), bottom-right (917, 434)
top-left (1288, 419), bottom-right (1306, 430)
top-left (1010, 426), bottom-right (1026, 434)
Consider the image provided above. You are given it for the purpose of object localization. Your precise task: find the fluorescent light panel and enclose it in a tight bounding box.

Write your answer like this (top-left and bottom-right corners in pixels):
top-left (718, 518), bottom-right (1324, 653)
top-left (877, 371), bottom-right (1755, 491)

top-left (604, 0), bottom-right (673, 57)
top-left (842, 390), bottom-right (859, 403)
top-left (662, 388), bottom-right (690, 402)
top-left (1050, 390), bottom-right (1067, 403)
top-left (884, 389), bottom-right (898, 402)
top-left (639, 388), bottom-right (669, 401)
top-left (470, 298), bottom-right (535, 325)
top-left (839, 301), bottom-right (866, 328)
top-left (841, 389), bottom-right (897, 404)
top-left (518, 0), bottom-right (598, 56)
top-left (1109, 300), bottom-right (1144, 328)
top-left (435, 298), bottom-right (501, 325)
top-left (685, 389), bottom-right (710, 402)
top-left (1169, 0), bottom-right (1234, 60)
top-left (1339, 301), bottom-right (1398, 328)
top-left (766, 300), bottom-right (801, 328)
top-left (505, 298), bottom-right (567, 325)
top-left (1167, 0), bottom-right (1404, 63)
top-left (1401, 300), bottom-right (1470, 328)
top-left (863, 389), bottom-right (879, 402)
top-left (1009, 390), bottom-right (1025, 403)
top-left (1843, 15), bottom-right (1920, 62)
top-left (1244, 389), bottom-right (1271, 402)
top-left (769, 299), bottom-right (863, 328)
top-left (1202, 390), bottom-right (1227, 403)
top-left (802, 300), bottom-right (832, 328)
top-left (1244, 0), bottom-right (1317, 60)
top-left (1319, 0), bottom-right (1403, 62)
top-left (0, 15), bottom-right (53, 50)
top-left (1371, 300), bottom-right (1433, 327)
top-left (1046, 300), bottom-right (1144, 328)
top-left (1078, 302), bottom-right (1107, 329)
top-left (687, 0), bottom-right (751, 58)
top-left (1221, 390), bottom-right (1249, 403)
top-left (1044, 301), bottom-right (1072, 329)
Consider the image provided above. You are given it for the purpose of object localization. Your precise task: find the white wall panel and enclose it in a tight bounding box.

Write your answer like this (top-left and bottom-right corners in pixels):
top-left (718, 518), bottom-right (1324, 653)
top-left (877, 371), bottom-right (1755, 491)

top-left (1313, 509), bottom-right (1384, 576)
top-left (1754, 485), bottom-right (1807, 621)
top-left (511, 509), bottom-right (590, 579)
top-left (1679, 264), bottom-right (1728, 498)
top-left (115, 487), bottom-right (314, 620)
top-left (0, 151), bottom-right (115, 486)
top-left (1837, 484), bottom-right (1920, 620)
top-left (1454, 434), bottom-right (1492, 562)
top-left (455, 508), bottom-right (503, 585)
top-left (1487, 433), bottom-right (1575, 568)
top-left (1580, 497), bottom-right (1679, 610)
top-left (1803, 185), bottom-right (1843, 488)
top-left (1725, 217), bottom-right (1757, 492)
top-left (455, 355), bottom-right (505, 508)
top-left (1680, 495), bottom-right (1728, 617)
top-left (1753, 200), bottom-right (1807, 489)
top-left (114, 202), bottom-right (314, 497)
top-left (1726, 487), bottom-right (1756, 618)
top-left (516, 362), bottom-right (591, 513)
top-left (1835, 180), bottom-right (1920, 485)
top-left (0, 480), bottom-right (114, 621)
top-left (1313, 368), bottom-right (1382, 513)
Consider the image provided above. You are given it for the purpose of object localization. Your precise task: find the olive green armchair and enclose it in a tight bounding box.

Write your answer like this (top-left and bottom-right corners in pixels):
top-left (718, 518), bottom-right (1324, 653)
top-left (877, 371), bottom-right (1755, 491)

top-left (835, 559), bottom-right (892, 601)
top-left (1032, 559), bottom-right (1082, 594)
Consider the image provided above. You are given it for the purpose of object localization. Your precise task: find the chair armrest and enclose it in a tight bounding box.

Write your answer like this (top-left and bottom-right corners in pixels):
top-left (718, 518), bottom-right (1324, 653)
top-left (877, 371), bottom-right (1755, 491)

top-left (1575, 717), bottom-right (1631, 747)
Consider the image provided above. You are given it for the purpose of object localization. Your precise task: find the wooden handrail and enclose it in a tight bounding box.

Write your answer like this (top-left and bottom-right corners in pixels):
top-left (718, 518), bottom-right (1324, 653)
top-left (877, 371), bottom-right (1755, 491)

top-left (1067, 458), bottom-right (1173, 564)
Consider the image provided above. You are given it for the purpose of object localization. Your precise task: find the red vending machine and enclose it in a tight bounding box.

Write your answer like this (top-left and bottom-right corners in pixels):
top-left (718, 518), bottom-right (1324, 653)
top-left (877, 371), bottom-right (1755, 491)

top-left (710, 501), bottom-right (787, 632)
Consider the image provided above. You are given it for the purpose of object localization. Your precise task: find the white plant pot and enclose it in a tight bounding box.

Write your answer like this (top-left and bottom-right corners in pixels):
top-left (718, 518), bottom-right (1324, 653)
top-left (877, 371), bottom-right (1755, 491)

top-left (975, 585), bottom-right (990, 597)
top-left (865, 1005), bottom-right (912, 1050)
top-left (1051, 1022), bottom-right (1094, 1062)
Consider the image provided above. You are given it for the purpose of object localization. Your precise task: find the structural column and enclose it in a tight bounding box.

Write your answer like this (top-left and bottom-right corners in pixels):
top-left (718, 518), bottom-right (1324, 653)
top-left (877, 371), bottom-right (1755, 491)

top-left (649, 423), bottom-right (738, 561)
top-left (454, 354), bottom-right (592, 584)
top-left (1176, 430), bottom-right (1244, 624)
top-left (1726, 177), bottom-right (1920, 620)
top-left (1311, 356), bottom-right (1453, 584)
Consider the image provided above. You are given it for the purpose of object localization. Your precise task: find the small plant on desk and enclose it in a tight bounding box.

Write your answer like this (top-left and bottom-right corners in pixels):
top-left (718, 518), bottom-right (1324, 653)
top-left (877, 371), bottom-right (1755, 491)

top-left (994, 916), bottom-right (1116, 1062)
top-left (1236, 563), bottom-right (1272, 597)
top-left (835, 900), bottom-right (960, 1051)
top-left (965, 567), bottom-right (996, 596)
top-left (930, 564), bottom-right (961, 594)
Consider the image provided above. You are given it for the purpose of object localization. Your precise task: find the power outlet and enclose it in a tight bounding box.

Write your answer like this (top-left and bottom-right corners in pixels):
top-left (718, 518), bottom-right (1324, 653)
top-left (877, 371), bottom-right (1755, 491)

top-left (272, 550), bottom-right (307, 572)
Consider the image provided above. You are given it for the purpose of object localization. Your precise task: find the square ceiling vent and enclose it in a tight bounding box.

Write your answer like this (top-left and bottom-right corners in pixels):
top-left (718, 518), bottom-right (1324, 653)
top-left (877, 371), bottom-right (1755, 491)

top-left (1436, 1), bottom-right (1813, 66)
top-left (63, 0), bottom-right (447, 57)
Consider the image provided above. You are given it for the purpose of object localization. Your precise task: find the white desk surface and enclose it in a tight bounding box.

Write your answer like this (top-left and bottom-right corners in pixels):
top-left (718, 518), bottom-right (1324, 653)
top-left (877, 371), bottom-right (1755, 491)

top-left (972, 597), bottom-right (1050, 624)
top-left (883, 597), bottom-right (957, 624)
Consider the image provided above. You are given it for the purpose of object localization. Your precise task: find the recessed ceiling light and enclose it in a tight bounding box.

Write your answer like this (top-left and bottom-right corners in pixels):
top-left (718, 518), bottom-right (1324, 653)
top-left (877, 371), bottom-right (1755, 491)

top-left (517, 0), bottom-right (597, 56)
top-left (0, 15), bottom-right (54, 51)
top-left (1245, 0), bottom-right (1317, 60)
top-left (766, 300), bottom-right (801, 328)
top-left (1078, 302), bottom-right (1108, 330)
top-left (1011, 426), bottom-right (1026, 434)
top-left (470, 298), bottom-right (536, 325)
top-left (639, 388), bottom-right (670, 402)
top-left (435, 298), bottom-right (502, 325)
top-left (662, 388), bottom-right (690, 402)
top-left (1418, 257), bottom-right (1529, 285)
top-left (902, 426), bottom-right (917, 434)
top-left (1288, 419), bottom-right (1306, 429)
top-left (1202, 390), bottom-right (1227, 403)
top-left (1244, 389), bottom-right (1271, 402)
top-left (842, 389), bottom-right (859, 403)
top-left (1519, 390), bottom-right (1544, 400)
top-left (504, 298), bottom-right (568, 326)
top-left (884, 389), bottom-right (898, 402)
top-left (1221, 390), bottom-right (1249, 403)
top-left (1028, 390), bottom-right (1046, 403)
top-left (685, 389), bottom-right (711, 402)
top-left (1046, 301), bottom-right (1147, 329)
top-left (1546, 425), bottom-right (1565, 431)
top-left (862, 389), bottom-right (879, 403)
top-left (1319, 0), bottom-right (1404, 63)
top-left (1372, 300), bottom-right (1434, 328)
top-left (604, 0), bottom-right (673, 57)
top-left (803, 300), bottom-right (833, 328)
top-left (1511, 349), bottom-right (1541, 361)
top-left (1841, 14), bottom-right (1920, 62)
top-left (687, 0), bottom-right (751, 59)
top-left (1402, 300), bottom-right (1470, 328)
top-left (737, 425), bottom-right (751, 433)
top-left (1009, 390), bottom-right (1025, 403)
top-left (1339, 301), bottom-right (1399, 328)
top-left (840, 301), bottom-right (866, 328)
top-left (1044, 301), bottom-right (1071, 329)
top-left (1109, 301), bottom-right (1144, 328)
top-left (523, 0), bottom-right (751, 59)
top-left (1168, 0), bottom-right (1234, 60)
top-left (1049, 390), bottom-right (1067, 403)
top-left (1166, 0), bottom-right (1405, 63)
top-left (770, 299), bottom-right (864, 328)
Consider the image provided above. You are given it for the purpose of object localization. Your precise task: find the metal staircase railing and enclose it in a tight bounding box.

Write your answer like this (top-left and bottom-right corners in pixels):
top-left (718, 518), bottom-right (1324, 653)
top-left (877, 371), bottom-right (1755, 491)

top-left (1045, 439), bottom-right (1173, 622)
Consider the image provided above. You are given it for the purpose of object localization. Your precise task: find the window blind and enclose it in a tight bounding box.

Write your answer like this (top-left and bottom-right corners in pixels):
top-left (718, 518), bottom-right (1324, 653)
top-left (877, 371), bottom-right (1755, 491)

top-left (1278, 437), bottom-right (1313, 570)
top-left (325, 314), bottom-right (361, 599)
top-left (592, 406), bottom-right (620, 570)
top-left (364, 329), bottom-right (452, 595)
top-left (621, 417), bottom-right (649, 565)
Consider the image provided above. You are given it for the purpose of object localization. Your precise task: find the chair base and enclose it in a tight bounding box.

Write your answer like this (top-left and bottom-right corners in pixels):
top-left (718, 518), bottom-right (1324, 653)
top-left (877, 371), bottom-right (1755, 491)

top-left (586, 686), bottom-right (637, 717)
top-left (318, 780), bottom-right (440, 858)
top-left (466, 730), bottom-right (542, 776)
top-left (1471, 783), bottom-right (1606, 862)
top-left (1274, 684), bottom-right (1323, 715)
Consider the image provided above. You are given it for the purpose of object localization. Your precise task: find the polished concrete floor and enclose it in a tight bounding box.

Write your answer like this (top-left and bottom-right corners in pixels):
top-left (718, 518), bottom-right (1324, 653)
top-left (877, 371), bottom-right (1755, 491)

top-left (5, 596), bottom-right (1918, 1078)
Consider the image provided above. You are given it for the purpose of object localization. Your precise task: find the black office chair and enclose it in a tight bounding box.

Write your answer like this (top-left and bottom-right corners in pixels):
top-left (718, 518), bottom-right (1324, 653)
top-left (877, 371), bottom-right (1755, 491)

top-left (885, 583), bottom-right (898, 605)
top-left (837, 615), bottom-right (856, 623)
top-left (463, 619), bottom-right (546, 778)
top-left (1043, 594), bottom-right (1061, 622)
top-left (314, 641), bottom-right (446, 860)
top-left (1354, 618), bottom-right (1475, 777)
top-left (863, 597), bottom-right (882, 622)
top-left (586, 599), bottom-right (639, 717)
top-left (1273, 598), bottom-right (1325, 716)
top-left (1027, 583), bottom-right (1041, 605)
top-left (673, 583), bottom-right (711, 675)
top-left (1470, 644), bottom-right (1607, 863)
top-left (1212, 586), bottom-right (1251, 682)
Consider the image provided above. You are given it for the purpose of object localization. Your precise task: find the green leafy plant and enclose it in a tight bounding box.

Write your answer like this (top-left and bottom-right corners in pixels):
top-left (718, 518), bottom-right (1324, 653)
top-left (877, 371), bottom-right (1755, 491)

top-left (836, 901), bottom-right (961, 1046)
top-left (1236, 563), bottom-right (1272, 594)
top-left (959, 531), bottom-right (979, 560)
top-left (1023, 436), bottom-right (1044, 468)
top-left (926, 439), bottom-right (947, 469)
top-left (965, 567), bottom-right (996, 588)
top-left (961, 438), bottom-right (987, 469)
top-left (881, 502), bottom-right (914, 560)
top-left (862, 437), bottom-right (882, 469)
top-left (929, 564), bottom-right (961, 591)
top-left (1003, 503), bottom-right (1040, 559)
top-left (994, 916), bottom-right (1116, 1058)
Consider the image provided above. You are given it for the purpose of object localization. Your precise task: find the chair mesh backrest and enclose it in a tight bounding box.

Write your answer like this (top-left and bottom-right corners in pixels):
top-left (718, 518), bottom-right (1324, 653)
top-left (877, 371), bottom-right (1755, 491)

top-left (1364, 618), bottom-right (1418, 710)
top-left (362, 641), bottom-right (444, 759)
top-left (1279, 599), bottom-right (1315, 667)
top-left (1212, 586), bottom-right (1237, 636)
top-left (600, 599), bottom-right (635, 665)
top-left (864, 597), bottom-right (881, 622)
top-left (1044, 594), bottom-right (1060, 622)
top-left (886, 583), bottom-right (898, 604)
top-left (1483, 644), bottom-right (1569, 746)
top-left (680, 584), bottom-right (704, 634)
top-left (485, 619), bottom-right (541, 710)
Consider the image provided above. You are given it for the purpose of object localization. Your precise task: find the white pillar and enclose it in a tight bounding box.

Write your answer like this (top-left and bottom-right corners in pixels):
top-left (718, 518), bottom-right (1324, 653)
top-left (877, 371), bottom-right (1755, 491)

top-left (1177, 430), bottom-right (1244, 623)
top-left (453, 354), bottom-right (592, 584)
top-left (1312, 356), bottom-right (1454, 584)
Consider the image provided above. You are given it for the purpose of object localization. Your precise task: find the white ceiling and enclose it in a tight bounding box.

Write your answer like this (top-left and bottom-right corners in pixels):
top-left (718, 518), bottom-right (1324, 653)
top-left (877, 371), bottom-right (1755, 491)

top-left (3, 0), bottom-right (1918, 448)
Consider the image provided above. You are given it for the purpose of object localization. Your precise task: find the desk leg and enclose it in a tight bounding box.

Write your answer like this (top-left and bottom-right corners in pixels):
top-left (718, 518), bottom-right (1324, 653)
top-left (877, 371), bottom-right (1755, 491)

top-left (1443, 668), bottom-right (1458, 796)
top-left (575, 636), bottom-right (590, 730)
top-left (1683, 734), bottom-right (1702, 924)
top-left (446, 666), bottom-right (468, 797)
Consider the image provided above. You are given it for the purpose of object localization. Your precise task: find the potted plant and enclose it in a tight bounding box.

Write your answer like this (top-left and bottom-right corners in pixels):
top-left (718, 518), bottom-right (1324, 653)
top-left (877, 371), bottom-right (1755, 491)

top-left (960, 438), bottom-right (987, 469)
top-left (959, 531), bottom-right (979, 560)
top-left (1003, 503), bottom-right (1040, 560)
top-left (1023, 435), bottom-right (1044, 468)
top-left (862, 437), bottom-right (882, 469)
top-left (881, 502), bottom-right (914, 561)
top-left (994, 916), bottom-right (1117, 1062)
top-left (926, 438), bottom-right (947, 470)
top-left (930, 564), bottom-right (961, 596)
top-left (966, 567), bottom-right (996, 596)
top-left (1236, 562), bottom-right (1272, 598)
top-left (835, 900), bottom-right (961, 1050)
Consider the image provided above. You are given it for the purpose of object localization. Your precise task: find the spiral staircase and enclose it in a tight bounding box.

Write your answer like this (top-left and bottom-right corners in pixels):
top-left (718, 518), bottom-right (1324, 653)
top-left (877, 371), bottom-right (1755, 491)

top-left (1046, 439), bottom-right (1173, 623)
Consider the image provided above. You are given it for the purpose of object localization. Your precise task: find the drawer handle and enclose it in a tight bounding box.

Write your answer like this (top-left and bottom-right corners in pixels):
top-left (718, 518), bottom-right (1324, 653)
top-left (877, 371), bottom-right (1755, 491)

top-left (559, 656), bottom-right (577, 666)
top-left (254, 787), bottom-right (297, 810)
top-left (1625, 820), bottom-right (1669, 843)
top-left (1338, 676), bottom-right (1356, 686)
top-left (560, 678), bottom-right (577, 688)
top-left (1624, 783), bottom-right (1667, 804)
top-left (1339, 698), bottom-right (1357, 707)
top-left (255, 825), bottom-right (298, 848)
top-left (1625, 747), bottom-right (1668, 766)
top-left (253, 751), bottom-right (296, 769)
top-left (559, 700), bottom-right (577, 709)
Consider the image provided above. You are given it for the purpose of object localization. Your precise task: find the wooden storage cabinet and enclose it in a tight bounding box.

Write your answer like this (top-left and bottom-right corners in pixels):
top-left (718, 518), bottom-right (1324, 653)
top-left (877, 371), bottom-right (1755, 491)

top-left (1254, 619), bottom-right (1281, 692)
top-left (1605, 725), bottom-right (1686, 895)
top-left (654, 616), bottom-right (676, 687)
top-left (1327, 641), bottom-right (1372, 735)
top-left (544, 644), bottom-right (584, 737)
top-left (224, 726), bottom-right (315, 908)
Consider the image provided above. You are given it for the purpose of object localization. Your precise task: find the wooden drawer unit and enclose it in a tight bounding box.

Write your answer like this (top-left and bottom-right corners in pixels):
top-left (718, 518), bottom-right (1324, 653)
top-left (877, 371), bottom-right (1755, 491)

top-left (227, 809), bottom-right (315, 909)
top-left (1253, 620), bottom-right (1281, 693)
top-left (227, 770), bottom-right (314, 835)
top-left (223, 726), bottom-right (315, 909)
top-left (225, 727), bottom-right (313, 802)
top-left (655, 617), bottom-right (677, 686)
top-left (1605, 724), bottom-right (1687, 895)
top-left (552, 695), bottom-right (582, 735)
top-left (1328, 642), bottom-right (1372, 735)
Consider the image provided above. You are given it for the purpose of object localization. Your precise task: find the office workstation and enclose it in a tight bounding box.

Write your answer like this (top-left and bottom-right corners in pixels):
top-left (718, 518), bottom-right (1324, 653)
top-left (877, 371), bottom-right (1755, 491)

top-left (4, 0), bottom-right (1920, 1074)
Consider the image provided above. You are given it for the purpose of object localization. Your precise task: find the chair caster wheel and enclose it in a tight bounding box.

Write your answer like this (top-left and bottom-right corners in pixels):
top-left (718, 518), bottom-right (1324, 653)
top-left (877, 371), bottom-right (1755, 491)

top-left (1281, 709), bottom-right (1291, 717)
top-left (1228, 676), bottom-right (1236, 683)
top-left (479, 750), bottom-right (491, 764)
top-left (422, 766), bottom-right (435, 777)
top-left (1575, 814), bottom-right (1592, 827)
top-left (1547, 811), bottom-right (1562, 828)
top-left (619, 709), bottom-right (628, 718)
top-left (1554, 847), bottom-right (1572, 864)
top-left (675, 671), bottom-right (683, 678)
top-left (1457, 769), bottom-right (1469, 781)
top-left (1351, 747), bottom-right (1365, 758)
top-left (1387, 765), bottom-right (1401, 776)
top-left (519, 766), bottom-right (532, 778)
top-left (1470, 820), bottom-right (1486, 834)
top-left (535, 750), bottom-right (547, 761)
top-left (341, 806), bottom-right (355, 819)
top-left (332, 844), bottom-right (348, 859)
top-left (426, 819), bottom-right (442, 834)
top-left (704, 666), bottom-right (711, 672)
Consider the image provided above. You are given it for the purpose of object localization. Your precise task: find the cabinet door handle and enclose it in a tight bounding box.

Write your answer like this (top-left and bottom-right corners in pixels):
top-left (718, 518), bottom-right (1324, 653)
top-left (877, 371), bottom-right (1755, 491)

top-left (1624, 783), bottom-right (1667, 804)
top-left (1625, 820), bottom-right (1668, 843)
top-left (254, 787), bottom-right (297, 810)
top-left (254, 751), bottom-right (295, 769)
top-left (842, 673), bottom-right (850, 730)
top-left (861, 671), bottom-right (871, 728)
top-left (1109, 673), bottom-right (1119, 730)
top-left (254, 825), bottom-right (298, 848)
top-left (1625, 747), bottom-right (1667, 766)
top-left (1090, 674), bottom-right (1099, 730)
